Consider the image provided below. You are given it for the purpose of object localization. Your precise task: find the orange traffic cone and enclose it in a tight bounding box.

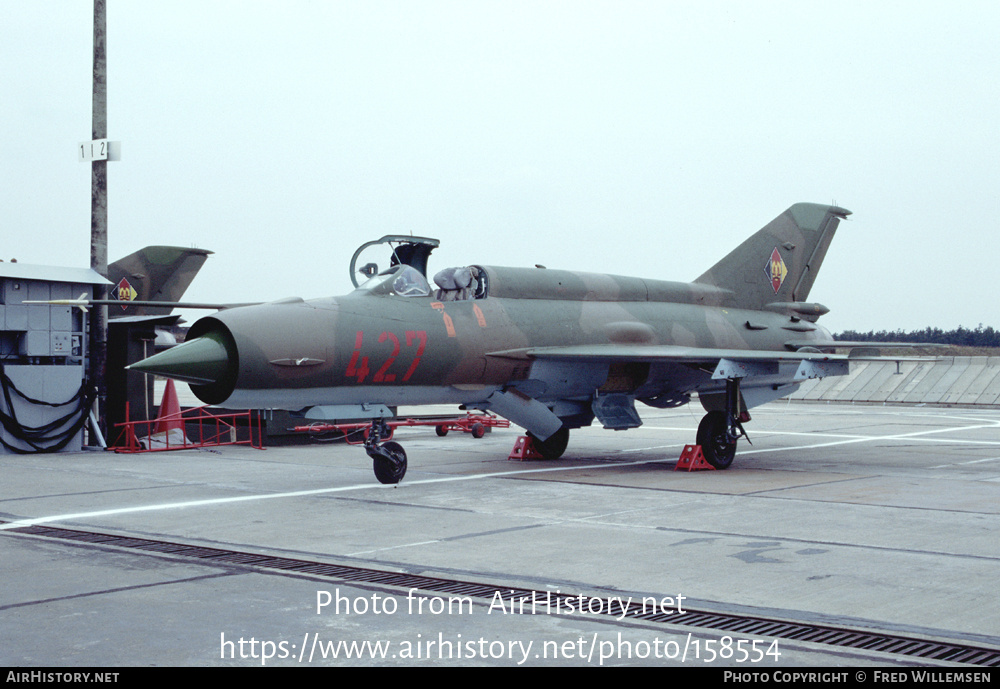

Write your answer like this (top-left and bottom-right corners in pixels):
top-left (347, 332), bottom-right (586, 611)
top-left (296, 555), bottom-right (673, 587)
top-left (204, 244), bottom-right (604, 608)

top-left (145, 380), bottom-right (188, 448)
top-left (153, 379), bottom-right (183, 434)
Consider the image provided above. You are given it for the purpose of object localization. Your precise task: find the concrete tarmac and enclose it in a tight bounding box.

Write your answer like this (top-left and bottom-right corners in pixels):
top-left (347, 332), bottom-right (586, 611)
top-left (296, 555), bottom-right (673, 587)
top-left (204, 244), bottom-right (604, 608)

top-left (2, 401), bottom-right (999, 667)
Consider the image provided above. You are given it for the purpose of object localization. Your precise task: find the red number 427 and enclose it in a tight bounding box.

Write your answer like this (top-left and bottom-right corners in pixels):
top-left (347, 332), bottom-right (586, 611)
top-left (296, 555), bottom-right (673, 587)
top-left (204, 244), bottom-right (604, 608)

top-left (345, 330), bottom-right (427, 383)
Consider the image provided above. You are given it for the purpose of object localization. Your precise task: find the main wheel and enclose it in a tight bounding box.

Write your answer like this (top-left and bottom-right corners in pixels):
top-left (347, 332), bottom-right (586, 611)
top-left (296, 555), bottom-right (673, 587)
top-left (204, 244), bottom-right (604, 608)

top-left (372, 441), bottom-right (408, 484)
top-left (527, 426), bottom-right (570, 459)
top-left (696, 411), bottom-right (736, 469)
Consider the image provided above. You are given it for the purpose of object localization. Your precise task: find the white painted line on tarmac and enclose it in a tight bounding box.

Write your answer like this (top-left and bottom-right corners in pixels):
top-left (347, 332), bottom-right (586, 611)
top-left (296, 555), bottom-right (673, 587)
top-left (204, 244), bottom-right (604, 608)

top-left (930, 456), bottom-right (1000, 468)
top-left (736, 422), bottom-right (1000, 456)
top-left (0, 458), bottom-right (670, 532)
top-left (348, 540), bottom-right (443, 557)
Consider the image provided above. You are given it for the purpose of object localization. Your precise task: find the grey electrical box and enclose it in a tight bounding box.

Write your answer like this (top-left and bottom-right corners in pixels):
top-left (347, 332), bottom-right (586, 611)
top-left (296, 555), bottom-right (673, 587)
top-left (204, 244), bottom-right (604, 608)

top-left (0, 262), bottom-right (109, 453)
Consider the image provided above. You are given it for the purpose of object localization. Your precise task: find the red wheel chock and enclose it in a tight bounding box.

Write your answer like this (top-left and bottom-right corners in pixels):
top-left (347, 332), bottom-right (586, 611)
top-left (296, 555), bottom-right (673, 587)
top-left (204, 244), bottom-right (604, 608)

top-left (508, 435), bottom-right (545, 461)
top-left (675, 444), bottom-right (716, 471)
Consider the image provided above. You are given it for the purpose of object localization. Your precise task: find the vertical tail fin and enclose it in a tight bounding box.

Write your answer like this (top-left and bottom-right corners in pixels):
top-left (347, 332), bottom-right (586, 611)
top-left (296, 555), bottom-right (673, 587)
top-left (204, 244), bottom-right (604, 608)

top-left (108, 246), bottom-right (213, 315)
top-left (694, 203), bottom-right (850, 310)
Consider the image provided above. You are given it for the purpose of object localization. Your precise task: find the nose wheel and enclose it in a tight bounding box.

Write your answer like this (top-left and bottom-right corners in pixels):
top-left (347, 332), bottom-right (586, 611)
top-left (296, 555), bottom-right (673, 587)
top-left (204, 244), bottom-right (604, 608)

top-left (369, 440), bottom-right (407, 484)
top-left (364, 419), bottom-right (408, 484)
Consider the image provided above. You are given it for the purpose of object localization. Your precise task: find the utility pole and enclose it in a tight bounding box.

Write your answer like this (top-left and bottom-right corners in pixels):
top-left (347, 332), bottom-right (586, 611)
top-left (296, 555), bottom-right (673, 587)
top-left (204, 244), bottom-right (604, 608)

top-left (89, 0), bottom-right (109, 445)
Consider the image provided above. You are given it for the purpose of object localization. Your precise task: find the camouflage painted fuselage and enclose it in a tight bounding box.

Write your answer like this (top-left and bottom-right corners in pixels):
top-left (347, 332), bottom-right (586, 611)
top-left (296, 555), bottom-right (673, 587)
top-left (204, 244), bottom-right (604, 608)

top-left (187, 265), bottom-right (828, 415)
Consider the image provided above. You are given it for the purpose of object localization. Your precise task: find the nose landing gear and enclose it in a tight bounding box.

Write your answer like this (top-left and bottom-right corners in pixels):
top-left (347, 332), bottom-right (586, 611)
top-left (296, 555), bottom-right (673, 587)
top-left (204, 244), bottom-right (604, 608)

top-left (364, 419), bottom-right (408, 484)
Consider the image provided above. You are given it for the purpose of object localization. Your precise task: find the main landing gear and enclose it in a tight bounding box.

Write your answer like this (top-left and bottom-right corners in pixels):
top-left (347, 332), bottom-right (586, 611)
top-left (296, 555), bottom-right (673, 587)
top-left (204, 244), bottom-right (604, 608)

top-left (365, 419), bottom-right (407, 484)
top-left (526, 426), bottom-right (570, 460)
top-left (696, 378), bottom-right (750, 470)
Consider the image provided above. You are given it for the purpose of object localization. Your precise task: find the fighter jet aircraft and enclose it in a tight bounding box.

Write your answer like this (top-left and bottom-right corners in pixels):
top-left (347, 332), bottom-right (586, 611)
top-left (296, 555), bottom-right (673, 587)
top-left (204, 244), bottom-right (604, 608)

top-left (128, 203), bottom-right (894, 484)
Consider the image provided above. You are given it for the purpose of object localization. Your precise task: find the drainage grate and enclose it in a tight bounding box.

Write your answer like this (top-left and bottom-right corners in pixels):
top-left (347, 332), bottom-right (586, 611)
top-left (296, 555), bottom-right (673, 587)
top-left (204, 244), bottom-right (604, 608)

top-left (8, 521), bottom-right (1000, 667)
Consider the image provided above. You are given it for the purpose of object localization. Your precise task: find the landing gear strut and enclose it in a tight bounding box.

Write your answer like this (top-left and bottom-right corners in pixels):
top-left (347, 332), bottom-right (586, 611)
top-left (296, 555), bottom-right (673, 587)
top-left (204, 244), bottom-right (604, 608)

top-left (364, 419), bottom-right (408, 484)
top-left (697, 378), bottom-right (750, 469)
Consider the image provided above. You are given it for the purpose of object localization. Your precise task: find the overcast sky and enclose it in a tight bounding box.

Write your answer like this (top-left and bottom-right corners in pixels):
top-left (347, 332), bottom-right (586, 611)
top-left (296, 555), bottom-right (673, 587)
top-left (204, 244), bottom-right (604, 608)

top-left (3, 1), bottom-right (998, 333)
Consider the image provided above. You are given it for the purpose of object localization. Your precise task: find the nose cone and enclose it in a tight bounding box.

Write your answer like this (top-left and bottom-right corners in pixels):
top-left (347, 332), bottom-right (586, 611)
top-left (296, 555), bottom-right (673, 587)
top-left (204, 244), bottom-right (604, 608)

top-left (128, 330), bottom-right (233, 385)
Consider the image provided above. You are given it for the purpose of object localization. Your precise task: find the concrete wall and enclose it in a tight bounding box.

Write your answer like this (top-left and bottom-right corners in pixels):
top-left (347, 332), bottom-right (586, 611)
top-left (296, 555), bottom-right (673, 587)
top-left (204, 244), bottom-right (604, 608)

top-left (788, 356), bottom-right (1000, 407)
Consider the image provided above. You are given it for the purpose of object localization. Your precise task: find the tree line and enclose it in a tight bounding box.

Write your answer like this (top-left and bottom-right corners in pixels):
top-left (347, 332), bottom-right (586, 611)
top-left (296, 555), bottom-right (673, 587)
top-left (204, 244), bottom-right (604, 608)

top-left (835, 324), bottom-right (1000, 348)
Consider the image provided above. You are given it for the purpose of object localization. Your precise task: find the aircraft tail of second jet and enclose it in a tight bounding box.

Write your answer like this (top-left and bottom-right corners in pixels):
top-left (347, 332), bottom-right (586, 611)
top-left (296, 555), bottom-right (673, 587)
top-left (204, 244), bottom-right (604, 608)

top-left (694, 203), bottom-right (851, 311)
top-left (107, 246), bottom-right (213, 316)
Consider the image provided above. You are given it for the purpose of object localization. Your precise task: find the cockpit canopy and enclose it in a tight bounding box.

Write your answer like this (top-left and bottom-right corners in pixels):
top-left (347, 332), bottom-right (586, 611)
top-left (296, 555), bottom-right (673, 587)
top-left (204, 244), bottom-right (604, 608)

top-left (356, 263), bottom-right (488, 300)
top-left (356, 264), bottom-right (432, 297)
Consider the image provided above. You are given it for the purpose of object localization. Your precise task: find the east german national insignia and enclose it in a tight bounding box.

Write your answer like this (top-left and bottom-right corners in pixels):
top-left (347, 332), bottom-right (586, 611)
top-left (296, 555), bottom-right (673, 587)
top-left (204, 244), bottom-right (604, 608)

top-left (116, 277), bottom-right (138, 309)
top-left (765, 248), bottom-right (788, 293)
